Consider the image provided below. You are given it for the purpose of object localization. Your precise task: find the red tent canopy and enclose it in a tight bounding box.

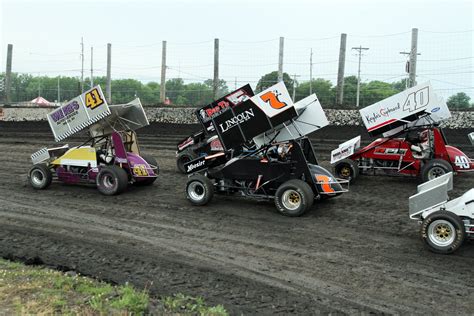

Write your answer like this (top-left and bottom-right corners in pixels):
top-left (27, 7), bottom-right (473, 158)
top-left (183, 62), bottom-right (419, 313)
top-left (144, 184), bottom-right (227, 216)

top-left (30, 96), bottom-right (51, 106)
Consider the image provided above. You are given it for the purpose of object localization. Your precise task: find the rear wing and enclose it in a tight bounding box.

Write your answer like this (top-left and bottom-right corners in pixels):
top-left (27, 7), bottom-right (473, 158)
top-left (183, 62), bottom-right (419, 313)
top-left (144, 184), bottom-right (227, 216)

top-left (360, 82), bottom-right (451, 137)
top-left (253, 93), bottom-right (329, 148)
top-left (210, 82), bottom-right (297, 151)
top-left (469, 132), bottom-right (474, 146)
top-left (196, 84), bottom-right (254, 133)
top-left (88, 98), bottom-right (149, 138)
top-left (409, 172), bottom-right (453, 219)
top-left (47, 86), bottom-right (111, 142)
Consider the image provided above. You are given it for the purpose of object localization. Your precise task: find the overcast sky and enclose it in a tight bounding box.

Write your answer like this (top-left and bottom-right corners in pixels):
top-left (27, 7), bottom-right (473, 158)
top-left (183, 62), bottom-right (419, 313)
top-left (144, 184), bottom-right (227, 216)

top-left (0, 0), bottom-right (472, 98)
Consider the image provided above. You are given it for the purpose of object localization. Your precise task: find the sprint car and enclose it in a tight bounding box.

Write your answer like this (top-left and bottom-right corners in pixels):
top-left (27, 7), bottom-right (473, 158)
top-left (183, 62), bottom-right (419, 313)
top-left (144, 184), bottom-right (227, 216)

top-left (28, 86), bottom-right (158, 195)
top-left (184, 82), bottom-right (348, 216)
top-left (331, 82), bottom-right (473, 183)
top-left (409, 172), bottom-right (474, 254)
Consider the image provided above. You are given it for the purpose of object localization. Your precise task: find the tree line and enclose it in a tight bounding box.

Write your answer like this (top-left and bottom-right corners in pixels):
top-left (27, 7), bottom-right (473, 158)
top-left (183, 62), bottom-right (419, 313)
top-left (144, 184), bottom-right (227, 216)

top-left (0, 72), bottom-right (471, 109)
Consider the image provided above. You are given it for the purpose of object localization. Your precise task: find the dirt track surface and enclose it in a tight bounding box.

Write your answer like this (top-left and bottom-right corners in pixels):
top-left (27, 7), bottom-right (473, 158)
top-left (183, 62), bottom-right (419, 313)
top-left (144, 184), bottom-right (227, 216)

top-left (1, 122), bottom-right (473, 314)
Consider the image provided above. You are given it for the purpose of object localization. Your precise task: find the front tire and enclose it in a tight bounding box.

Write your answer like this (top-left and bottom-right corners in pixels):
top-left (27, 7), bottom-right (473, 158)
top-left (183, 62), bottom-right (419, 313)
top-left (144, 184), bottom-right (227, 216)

top-left (334, 159), bottom-right (359, 183)
top-left (28, 164), bottom-right (52, 190)
top-left (96, 166), bottom-right (129, 195)
top-left (275, 179), bottom-right (314, 217)
top-left (421, 211), bottom-right (465, 254)
top-left (420, 159), bottom-right (453, 182)
top-left (177, 151), bottom-right (196, 174)
top-left (186, 174), bottom-right (214, 206)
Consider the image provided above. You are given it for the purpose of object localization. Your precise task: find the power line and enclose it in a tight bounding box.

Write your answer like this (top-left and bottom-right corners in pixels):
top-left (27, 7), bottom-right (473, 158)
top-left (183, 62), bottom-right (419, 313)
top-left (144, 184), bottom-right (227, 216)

top-left (352, 45), bottom-right (369, 107)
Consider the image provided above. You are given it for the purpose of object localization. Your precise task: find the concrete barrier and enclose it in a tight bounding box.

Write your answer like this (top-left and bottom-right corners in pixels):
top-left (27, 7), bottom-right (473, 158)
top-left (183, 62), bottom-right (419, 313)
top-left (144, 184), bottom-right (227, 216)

top-left (0, 106), bottom-right (472, 129)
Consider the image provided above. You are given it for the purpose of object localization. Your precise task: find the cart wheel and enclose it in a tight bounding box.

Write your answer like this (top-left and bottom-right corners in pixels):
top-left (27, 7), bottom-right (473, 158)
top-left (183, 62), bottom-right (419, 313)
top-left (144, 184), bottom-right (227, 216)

top-left (28, 164), bottom-right (52, 190)
top-left (177, 151), bottom-right (196, 174)
top-left (334, 159), bottom-right (359, 183)
top-left (421, 211), bottom-right (465, 254)
top-left (275, 179), bottom-right (314, 217)
top-left (135, 154), bottom-right (159, 186)
top-left (186, 174), bottom-right (214, 206)
top-left (96, 166), bottom-right (129, 195)
top-left (420, 159), bottom-right (453, 182)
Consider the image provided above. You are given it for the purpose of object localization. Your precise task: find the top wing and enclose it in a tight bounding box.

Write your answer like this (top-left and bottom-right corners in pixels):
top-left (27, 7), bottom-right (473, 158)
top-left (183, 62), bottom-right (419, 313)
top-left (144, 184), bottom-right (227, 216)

top-left (47, 86), bottom-right (111, 142)
top-left (211, 82), bottom-right (297, 150)
top-left (360, 82), bottom-right (451, 137)
top-left (88, 98), bottom-right (149, 137)
top-left (253, 93), bottom-right (329, 148)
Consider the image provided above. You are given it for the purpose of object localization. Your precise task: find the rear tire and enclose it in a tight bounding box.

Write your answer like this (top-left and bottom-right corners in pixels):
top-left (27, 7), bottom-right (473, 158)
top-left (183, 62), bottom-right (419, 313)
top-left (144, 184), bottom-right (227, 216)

top-left (421, 211), bottom-right (465, 254)
top-left (275, 179), bottom-right (314, 217)
top-left (28, 164), bottom-right (52, 190)
top-left (135, 154), bottom-right (158, 186)
top-left (334, 159), bottom-right (359, 183)
top-left (177, 151), bottom-right (196, 174)
top-left (186, 174), bottom-right (214, 206)
top-left (420, 159), bottom-right (453, 183)
top-left (96, 165), bottom-right (129, 195)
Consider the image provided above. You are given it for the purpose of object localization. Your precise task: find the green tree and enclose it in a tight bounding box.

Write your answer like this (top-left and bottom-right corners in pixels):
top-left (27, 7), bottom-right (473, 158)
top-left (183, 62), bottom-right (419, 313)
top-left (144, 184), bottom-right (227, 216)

top-left (447, 92), bottom-right (471, 109)
top-left (360, 81), bottom-right (399, 107)
top-left (295, 78), bottom-right (335, 107)
top-left (256, 71), bottom-right (294, 93)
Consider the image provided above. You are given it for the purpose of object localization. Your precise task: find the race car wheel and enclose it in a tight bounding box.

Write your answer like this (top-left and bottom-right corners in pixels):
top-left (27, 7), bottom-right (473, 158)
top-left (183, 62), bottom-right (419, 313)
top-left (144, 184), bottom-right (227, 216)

top-left (421, 211), bottom-right (465, 254)
top-left (177, 151), bottom-right (196, 174)
top-left (28, 164), bottom-right (52, 190)
top-left (96, 165), bottom-right (129, 195)
top-left (135, 154), bottom-right (159, 186)
top-left (186, 174), bottom-right (214, 206)
top-left (275, 179), bottom-right (314, 217)
top-left (420, 159), bottom-right (453, 182)
top-left (334, 159), bottom-right (359, 183)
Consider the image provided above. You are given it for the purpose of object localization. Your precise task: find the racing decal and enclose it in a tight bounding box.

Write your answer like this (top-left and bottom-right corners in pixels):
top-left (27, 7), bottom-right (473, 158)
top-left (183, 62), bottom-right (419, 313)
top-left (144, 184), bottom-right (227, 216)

top-left (374, 147), bottom-right (407, 155)
top-left (133, 164), bottom-right (148, 176)
top-left (402, 86), bottom-right (429, 113)
top-left (217, 108), bottom-right (255, 133)
top-left (196, 84), bottom-right (254, 131)
top-left (47, 85), bottom-right (110, 142)
top-left (454, 155), bottom-right (470, 169)
top-left (260, 90), bottom-right (287, 110)
top-left (251, 82), bottom-right (294, 118)
top-left (184, 156), bottom-right (207, 174)
top-left (315, 175), bottom-right (335, 193)
top-left (210, 138), bottom-right (223, 151)
top-left (85, 88), bottom-right (105, 109)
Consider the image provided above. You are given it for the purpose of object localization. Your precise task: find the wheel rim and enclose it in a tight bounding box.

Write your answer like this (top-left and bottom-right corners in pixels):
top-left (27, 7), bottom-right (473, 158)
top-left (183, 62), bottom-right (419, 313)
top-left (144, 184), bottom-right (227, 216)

top-left (188, 181), bottom-right (205, 201)
top-left (102, 174), bottom-right (116, 189)
top-left (428, 219), bottom-right (456, 247)
top-left (427, 166), bottom-right (446, 180)
top-left (340, 165), bottom-right (351, 178)
top-left (282, 189), bottom-right (301, 211)
top-left (31, 169), bottom-right (45, 186)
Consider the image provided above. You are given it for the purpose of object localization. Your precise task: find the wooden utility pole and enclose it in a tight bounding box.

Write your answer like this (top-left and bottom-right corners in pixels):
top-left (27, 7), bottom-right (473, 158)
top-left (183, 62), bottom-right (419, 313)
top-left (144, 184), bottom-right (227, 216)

top-left (90, 46), bottom-right (94, 88)
top-left (336, 33), bottom-right (347, 106)
top-left (5, 44), bottom-right (13, 104)
top-left (278, 37), bottom-right (284, 82)
top-left (106, 43), bottom-right (112, 103)
top-left (160, 41), bottom-right (167, 103)
top-left (352, 45), bottom-right (369, 107)
top-left (213, 38), bottom-right (219, 99)
top-left (80, 37), bottom-right (84, 93)
top-left (409, 28), bottom-right (419, 87)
